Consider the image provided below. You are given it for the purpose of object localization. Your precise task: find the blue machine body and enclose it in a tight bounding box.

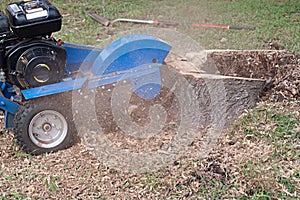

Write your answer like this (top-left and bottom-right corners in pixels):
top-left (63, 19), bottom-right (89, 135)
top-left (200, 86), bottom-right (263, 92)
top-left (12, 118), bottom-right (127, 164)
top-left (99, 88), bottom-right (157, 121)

top-left (0, 34), bottom-right (171, 129)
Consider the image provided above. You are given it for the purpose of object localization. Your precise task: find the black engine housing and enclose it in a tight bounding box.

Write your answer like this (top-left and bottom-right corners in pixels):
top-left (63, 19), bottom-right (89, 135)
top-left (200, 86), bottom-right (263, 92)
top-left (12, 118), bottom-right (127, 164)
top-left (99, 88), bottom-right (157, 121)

top-left (0, 1), bottom-right (65, 89)
top-left (6, 39), bottom-right (66, 89)
top-left (0, 11), bottom-right (9, 34)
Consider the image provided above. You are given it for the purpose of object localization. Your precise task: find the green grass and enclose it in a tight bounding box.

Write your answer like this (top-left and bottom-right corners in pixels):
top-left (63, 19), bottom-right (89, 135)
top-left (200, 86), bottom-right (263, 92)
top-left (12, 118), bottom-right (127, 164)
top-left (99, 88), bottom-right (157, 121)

top-left (1, 0), bottom-right (299, 52)
top-left (51, 0), bottom-right (150, 45)
top-left (230, 103), bottom-right (300, 199)
top-left (45, 176), bottom-right (60, 192)
top-left (202, 0), bottom-right (300, 52)
top-left (157, 0), bottom-right (299, 52)
top-left (239, 109), bottom-right (299, 138)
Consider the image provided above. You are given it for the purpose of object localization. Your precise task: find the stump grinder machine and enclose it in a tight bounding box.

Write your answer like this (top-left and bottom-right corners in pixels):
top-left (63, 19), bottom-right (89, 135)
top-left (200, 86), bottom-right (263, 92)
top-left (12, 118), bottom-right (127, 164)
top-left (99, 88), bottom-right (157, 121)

top-left (0, 0), bottom-right (171, 155)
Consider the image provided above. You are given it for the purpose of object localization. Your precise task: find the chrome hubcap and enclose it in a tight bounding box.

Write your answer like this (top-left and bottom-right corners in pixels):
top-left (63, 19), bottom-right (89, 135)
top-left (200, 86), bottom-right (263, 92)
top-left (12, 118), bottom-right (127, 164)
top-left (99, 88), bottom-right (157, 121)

top-left (29, 110), bottom-right (68, 148)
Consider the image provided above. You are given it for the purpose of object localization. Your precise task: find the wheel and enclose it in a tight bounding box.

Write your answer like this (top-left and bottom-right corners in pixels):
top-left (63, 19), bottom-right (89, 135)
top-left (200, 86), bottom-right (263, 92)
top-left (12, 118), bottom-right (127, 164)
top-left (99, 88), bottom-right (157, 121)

top-left (14, 93), bottom-right (77, 155)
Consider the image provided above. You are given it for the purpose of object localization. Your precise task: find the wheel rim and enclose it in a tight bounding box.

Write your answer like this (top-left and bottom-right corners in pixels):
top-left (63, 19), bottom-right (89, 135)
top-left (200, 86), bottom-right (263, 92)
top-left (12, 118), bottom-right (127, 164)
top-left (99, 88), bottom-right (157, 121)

top-left (28, 110), bottom-right (68, 149)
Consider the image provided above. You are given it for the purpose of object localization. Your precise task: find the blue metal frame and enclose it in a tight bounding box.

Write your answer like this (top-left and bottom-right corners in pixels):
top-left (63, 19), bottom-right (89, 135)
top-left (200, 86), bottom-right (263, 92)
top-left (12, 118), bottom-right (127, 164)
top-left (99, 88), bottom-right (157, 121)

top-left (63, 42), bottom-right (103, 74)
top-left (0, 82), bottom-right (20, 128)
top-left (0, 34), bottom-right (171, 129)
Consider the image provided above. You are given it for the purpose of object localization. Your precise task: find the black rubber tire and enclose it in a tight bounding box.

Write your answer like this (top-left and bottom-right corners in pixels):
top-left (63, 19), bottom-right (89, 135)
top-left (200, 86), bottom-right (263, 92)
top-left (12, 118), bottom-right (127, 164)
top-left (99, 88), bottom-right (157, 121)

top-left (14, 93), bottom-right (78, 155)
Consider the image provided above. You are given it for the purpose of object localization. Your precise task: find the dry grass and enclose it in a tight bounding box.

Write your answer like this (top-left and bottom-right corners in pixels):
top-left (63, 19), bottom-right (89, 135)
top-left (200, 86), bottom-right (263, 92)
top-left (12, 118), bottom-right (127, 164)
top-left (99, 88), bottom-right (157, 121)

top-left (1, 100), bottom-right (299, 199)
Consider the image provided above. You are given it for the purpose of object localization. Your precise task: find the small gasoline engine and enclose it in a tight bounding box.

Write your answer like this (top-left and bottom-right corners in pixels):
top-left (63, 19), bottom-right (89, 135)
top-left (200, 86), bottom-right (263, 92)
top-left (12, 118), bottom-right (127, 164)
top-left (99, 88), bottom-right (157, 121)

top-left (0, 0), bottom-right (65, 89)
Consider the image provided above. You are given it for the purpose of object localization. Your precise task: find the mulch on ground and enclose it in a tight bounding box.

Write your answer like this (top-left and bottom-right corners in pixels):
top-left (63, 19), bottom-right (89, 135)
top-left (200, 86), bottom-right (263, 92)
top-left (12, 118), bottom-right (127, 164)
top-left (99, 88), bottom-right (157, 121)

top-left (0, 50), bottom-right (299, 199)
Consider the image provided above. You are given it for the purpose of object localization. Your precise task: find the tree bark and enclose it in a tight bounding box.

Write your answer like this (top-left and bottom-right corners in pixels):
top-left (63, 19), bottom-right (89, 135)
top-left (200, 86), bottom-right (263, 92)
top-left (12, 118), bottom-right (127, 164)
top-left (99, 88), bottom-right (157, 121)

top-left (166, 51), bottom-right (266, 128)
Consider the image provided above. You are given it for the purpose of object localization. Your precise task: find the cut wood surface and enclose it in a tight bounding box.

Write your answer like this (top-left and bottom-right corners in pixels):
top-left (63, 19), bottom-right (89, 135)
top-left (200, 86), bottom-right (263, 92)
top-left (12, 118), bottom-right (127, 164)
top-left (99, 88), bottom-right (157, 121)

top-left (165, 49), bottom-right (299, 127)
top-left (166, 52), bottom-right (266, 128)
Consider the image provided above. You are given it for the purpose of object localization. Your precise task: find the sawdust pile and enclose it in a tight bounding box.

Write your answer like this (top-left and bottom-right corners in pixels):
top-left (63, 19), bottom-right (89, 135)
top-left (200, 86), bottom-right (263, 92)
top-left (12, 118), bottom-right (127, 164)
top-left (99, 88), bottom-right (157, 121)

top-left (210, 50), bottom-right (300, 101)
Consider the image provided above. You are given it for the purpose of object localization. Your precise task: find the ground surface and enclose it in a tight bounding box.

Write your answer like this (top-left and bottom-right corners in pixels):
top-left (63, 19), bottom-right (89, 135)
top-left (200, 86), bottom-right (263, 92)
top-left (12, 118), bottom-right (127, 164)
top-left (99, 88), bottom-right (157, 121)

top-left (0, 0), bottom-right (299, 199)
top-left (1, 50), bottom-right (299, 199)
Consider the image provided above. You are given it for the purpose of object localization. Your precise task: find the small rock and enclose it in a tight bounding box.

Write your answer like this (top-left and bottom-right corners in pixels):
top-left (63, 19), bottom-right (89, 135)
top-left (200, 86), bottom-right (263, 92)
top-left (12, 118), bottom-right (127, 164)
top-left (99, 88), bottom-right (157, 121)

top-left (27, 185), bottom-right (36, 196)
top-left (220, 37), bottom-right (228, 43)
top-left (291, 88), bottom-right (298, 95)
top-left (128, 105), bottom-right (138, 115)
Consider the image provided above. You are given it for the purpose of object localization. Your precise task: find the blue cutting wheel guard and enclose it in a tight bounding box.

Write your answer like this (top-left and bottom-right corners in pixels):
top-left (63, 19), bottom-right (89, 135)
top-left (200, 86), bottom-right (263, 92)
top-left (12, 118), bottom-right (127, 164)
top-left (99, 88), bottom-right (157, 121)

top-left (21, 34), bottom-right (171, 100)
